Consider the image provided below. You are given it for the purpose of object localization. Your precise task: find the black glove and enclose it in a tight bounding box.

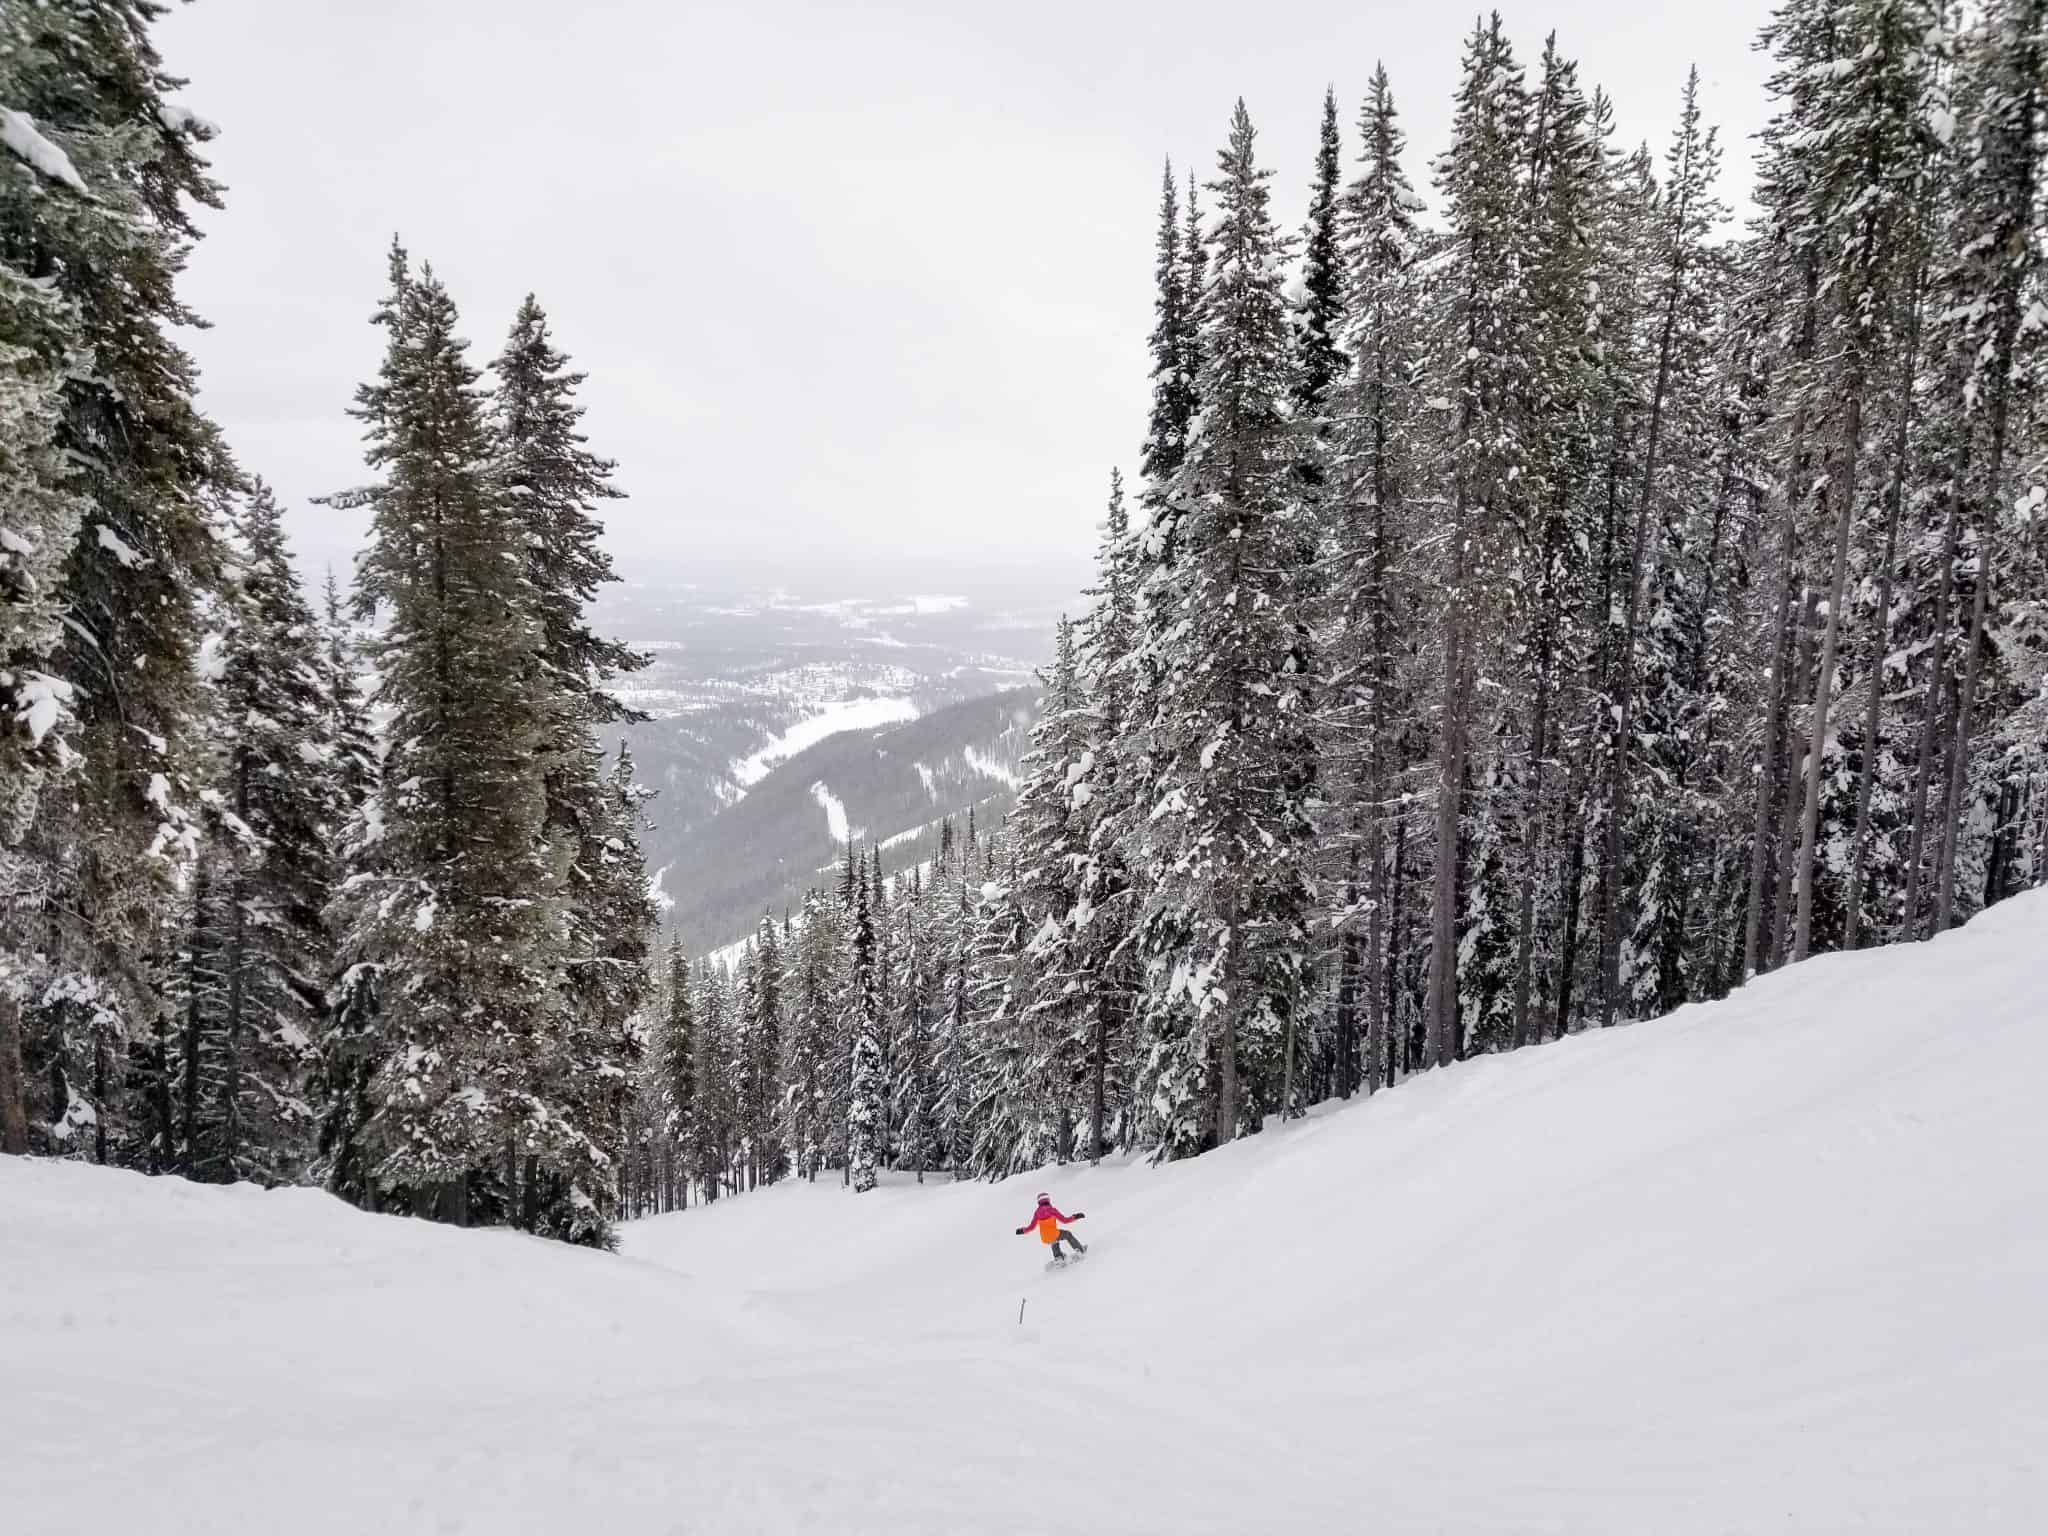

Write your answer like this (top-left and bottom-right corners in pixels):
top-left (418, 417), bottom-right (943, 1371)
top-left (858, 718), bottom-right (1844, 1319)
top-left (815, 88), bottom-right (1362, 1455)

top-left (1015, 1226), bottom-right (1027, 1235)
top-left (1072, 1212), bottom-right (1086, 1220)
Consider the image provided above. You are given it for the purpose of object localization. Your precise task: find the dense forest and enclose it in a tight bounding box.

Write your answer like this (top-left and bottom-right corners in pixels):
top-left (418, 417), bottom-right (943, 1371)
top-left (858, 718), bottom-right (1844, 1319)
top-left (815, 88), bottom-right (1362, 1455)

top-left (6, 1), bottom-right (2045, 1242)
top-left (621, 0), bottom-right (2047, 1209)
top-left (1, 4), bottom-right (651, 1245)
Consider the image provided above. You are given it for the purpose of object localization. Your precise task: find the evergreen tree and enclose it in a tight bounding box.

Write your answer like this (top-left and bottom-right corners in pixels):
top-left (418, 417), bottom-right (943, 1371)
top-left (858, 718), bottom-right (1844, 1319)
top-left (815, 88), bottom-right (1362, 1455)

top-left (1134, 100), bottom-right (1317, 1156)
top-left (1292, 85), bottom-right (1348, 431)
top-left (332, 250), bottom-right (562, 1228)
top-left (1, 0), bottom-right (233, 1161)
top-left (1328, 62), bottom-right (1427, 1093)
top-left (844, 867), bottom-right (883, 1192)
top-left (185, 482), bottom-right (332, 1183)
top-left (655, 936), bottom-right (696, 1206)
top-left (1074, 472), bottom-right (1143, 1157)
top-left (1426, 15), bottom-right (1531, 1065)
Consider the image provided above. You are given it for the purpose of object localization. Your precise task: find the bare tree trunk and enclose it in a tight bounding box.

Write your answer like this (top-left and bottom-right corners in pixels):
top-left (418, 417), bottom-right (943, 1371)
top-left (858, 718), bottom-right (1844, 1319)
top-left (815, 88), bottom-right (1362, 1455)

top-left (149, 1014), bottom-right (174, 1172)
top-left (1089, 973), bottom-right (1108, 1160)
top-left (1363, 825), bottom-right (1385, 1093)
top-left (1386, 819), bottom-right (1407, 1083)
top-left (1844, 282), bottom-right (1922, 949)
top-left (0, 988), bottom-right (27, 1155)
top-left (1216, 884), bottom-right (1239, 1147)
top-left (1550, 743), bottom-right (1590, 1040)
top-left (1744, 518), bottom-right (1798, 979)
top-left (1935, 522), bottom-right (1993, 934)
top-left (1335, 838), bottom-right (1361, 1099)
top-left (1771, 587), bottom-right (1819, 967)
top-left (180, 857), bottom-right (210, 1173)
top-left (1903, 470), bottom-right (1965, 934)
top-left (2033, 773), bottom-right (2048, 892)
top-left (1793, 376), bottom-right (1867, 962)
top-left (221, 816), bottom-right (250, 1176)
top-left (1745, 255), bottom-right (1820, 979)
top-left (1428, 630), bottom-right (1470, 1070)
top-left (1512, 631), bottom-right (1551, 1048)
top-left (1279, 989), bottom-right (1298, 1125)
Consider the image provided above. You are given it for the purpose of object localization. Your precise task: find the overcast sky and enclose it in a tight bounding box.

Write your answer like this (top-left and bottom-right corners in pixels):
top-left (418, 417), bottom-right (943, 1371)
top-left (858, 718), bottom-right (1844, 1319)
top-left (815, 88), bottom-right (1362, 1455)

top-left (156, 0), bottom-right (1777, 598)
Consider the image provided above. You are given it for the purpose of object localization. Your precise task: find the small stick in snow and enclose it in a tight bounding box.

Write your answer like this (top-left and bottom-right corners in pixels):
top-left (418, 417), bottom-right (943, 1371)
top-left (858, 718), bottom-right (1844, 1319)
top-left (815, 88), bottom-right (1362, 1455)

top-left (1018, 1298), bottom-right (1026, 1326)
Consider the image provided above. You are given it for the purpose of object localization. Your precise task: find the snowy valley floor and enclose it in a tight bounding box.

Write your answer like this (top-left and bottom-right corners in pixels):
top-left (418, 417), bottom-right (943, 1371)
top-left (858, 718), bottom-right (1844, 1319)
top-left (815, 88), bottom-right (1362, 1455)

top-left (9, 892), bottom-right (2048, 1534)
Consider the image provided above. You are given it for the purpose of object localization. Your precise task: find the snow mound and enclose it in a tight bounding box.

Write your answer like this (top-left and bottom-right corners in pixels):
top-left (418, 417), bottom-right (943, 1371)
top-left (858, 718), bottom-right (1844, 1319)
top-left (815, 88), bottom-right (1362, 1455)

top-left (8, 891), bottom-right (2048, 1533)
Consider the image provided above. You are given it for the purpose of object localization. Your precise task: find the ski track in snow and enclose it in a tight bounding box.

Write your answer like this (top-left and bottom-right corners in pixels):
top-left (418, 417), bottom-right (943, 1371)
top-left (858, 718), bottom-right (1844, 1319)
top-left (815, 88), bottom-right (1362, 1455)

top-left (731, 696), bottom-right (918, 788)
top-left (810, 781), bottom-right (858, 845)
top-left (960, 743), bottom-right (1019, 789)
top-left (8, 890), bottom-right (2048, 1533)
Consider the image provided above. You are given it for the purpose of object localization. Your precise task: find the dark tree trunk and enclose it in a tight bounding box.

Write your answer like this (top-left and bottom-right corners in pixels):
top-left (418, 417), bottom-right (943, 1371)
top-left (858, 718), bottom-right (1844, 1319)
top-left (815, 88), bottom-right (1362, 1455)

top-left (1793, 373), bottom-right (1866, 964)
top-left (0, 989), bottom-right (27, 1155)
top-left (1902, 466), bottom-right (1966, 935)
top-left (1844, 279), bottom-right (1921, 950)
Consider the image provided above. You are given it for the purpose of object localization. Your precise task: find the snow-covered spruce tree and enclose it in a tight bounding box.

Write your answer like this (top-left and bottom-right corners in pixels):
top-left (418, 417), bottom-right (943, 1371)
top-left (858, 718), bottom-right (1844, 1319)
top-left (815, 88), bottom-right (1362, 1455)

top-left (736, 914), bottom-right (783, 1188)
top-left (314, 569), bottom-right (378, 857)
top-left (891, 868), bottom-right (942, 1178)
top-left (490, 297), bottom-right (652, 1238)
top-left (541, 744), bottom-right (654, 1236)
top-left (653, 936), bottom-right (695, 1206)
top-left (931, 842), bottom-right (982, 1175)
top-left (1740, 0), bottom-right (1838, 980)
top-left (1458, 740), bottom-right (1519, 1056)
top-left (965, 824), bottom-right (1037, 1175)
top-left (331, 250), bottom-right (563, 1229)
top-left (1602, 67), bottom-right (1729, 1020)
top-left (704, 960), bottom-right (740, 1198)
top-left (782, 887), bottom-right (841, 1181)
top-left (1785, 0), bottom-right (1946, 963)
top-left (1925, 0), bottom-right (2045, 933)
top-left (183, 482), bottom-right (332, 1184)
top-left (1073, 472), bottom-right (1143, 1156)
top-left (1553, 105), bottom-right (1667, 1037)
top-left (0, 152), bottom-right (85, 854)
top-left (867, 854), bottom-right (895, 1166)
top-left (1503, 36), bottom-right (1599, 1048)
top-left (1142, 161), bottom-right (1195, 494)
top-left (843, 866), bottom-right (884, 1192)
top-left (306, 569), bottom-right (380, 1202)
top-left (1, 0), bottom-right (232, 1162)
top-left (0, 90), bottom-right (87, 1153)
top-left (1132, 99), bottom-right (1316, 1156)
top-left (1292, 85), bottom-right (1348, 457)
top-left (1424, 16), bottom-right (1530, 1065)
top-left (995, 618), bottom-right (1092, 1168)
top-left (1324, 62), bottom-right (1427, 1093)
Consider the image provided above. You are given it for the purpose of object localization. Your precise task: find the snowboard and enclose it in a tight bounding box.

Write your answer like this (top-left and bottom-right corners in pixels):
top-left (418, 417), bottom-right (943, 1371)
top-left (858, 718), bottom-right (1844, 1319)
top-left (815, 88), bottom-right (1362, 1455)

top-left (1044, 1246), bottom-right (1093, 1274)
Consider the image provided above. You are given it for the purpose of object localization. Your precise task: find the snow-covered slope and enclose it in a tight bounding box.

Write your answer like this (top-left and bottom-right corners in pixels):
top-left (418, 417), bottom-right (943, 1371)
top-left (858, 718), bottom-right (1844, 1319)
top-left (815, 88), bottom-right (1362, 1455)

top-left (9, 892), bottom-right (2048, 1533)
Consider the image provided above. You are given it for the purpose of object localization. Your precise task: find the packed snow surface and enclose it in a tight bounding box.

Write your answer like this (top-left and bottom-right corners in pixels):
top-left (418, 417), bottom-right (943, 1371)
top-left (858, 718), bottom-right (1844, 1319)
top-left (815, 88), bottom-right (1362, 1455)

top-left (8, 891), bottom-right (2048, 1533)
top-left (730, 694), bottom-right (918, 787)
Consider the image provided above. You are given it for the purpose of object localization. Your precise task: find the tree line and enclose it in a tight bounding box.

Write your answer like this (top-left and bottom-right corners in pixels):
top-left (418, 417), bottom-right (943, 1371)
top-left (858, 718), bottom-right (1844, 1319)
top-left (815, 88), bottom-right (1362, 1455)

top-left (1, 5), bottom-right (652, 1246)
top-left (623, 0), bottom-right (2047, 1203)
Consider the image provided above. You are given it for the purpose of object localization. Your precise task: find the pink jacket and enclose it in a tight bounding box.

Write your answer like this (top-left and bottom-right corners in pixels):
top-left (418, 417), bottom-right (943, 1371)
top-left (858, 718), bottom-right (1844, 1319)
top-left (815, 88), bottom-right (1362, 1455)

top-left (1017, 1199), bottom-right (1082, 1242)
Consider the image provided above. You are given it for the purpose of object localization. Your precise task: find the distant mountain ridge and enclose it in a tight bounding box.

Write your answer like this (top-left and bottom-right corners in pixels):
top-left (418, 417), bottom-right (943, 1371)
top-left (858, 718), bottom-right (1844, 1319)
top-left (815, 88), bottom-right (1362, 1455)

top-left (653, 687), bottom-right (1039, 953)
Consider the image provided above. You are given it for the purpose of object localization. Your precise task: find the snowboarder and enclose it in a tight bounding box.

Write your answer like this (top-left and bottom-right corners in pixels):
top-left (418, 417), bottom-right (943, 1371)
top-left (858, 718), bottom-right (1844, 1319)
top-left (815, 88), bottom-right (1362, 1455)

top-left (1015, 1192), bottom-right (1086, 1263)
